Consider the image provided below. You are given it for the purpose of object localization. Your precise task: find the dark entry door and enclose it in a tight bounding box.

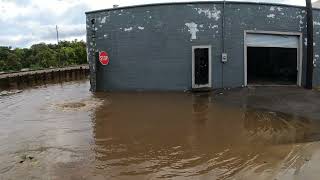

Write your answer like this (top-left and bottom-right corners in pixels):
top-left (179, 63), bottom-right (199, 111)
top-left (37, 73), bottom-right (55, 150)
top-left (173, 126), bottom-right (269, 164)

top-left (194, 48), bottom-right (209, 86)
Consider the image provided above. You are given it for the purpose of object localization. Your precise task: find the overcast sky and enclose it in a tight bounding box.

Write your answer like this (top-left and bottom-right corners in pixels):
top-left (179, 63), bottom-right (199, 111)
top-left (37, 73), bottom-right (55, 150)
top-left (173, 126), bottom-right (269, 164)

top-left (0, 0), bottom-right (315, 48)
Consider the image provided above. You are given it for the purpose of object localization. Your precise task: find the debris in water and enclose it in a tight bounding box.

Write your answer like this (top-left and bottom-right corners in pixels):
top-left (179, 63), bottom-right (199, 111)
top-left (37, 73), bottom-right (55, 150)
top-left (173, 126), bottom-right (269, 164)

top-left (19, 155), bottom-right (28, 163)
top-left (18, 154), bottom-right (35, 164)
top-left (0, 90), bottom-right (22, 96)
top-left (53, 98), bottom-right (104, 112)
top-left (27, 155), bottom-right (34, 160)
top-left (61, 102), bottom-right (86, 109)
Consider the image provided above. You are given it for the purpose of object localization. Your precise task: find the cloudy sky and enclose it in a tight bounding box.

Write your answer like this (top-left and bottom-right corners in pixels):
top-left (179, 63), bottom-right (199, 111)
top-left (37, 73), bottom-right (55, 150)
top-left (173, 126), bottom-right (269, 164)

top-left (0, 0), bottom-right (314, 47)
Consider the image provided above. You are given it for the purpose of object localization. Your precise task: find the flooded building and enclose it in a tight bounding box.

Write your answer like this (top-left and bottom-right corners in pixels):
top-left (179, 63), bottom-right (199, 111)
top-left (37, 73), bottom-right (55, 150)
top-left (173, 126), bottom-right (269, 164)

top-left (85, 1), bottom-right (320, 91)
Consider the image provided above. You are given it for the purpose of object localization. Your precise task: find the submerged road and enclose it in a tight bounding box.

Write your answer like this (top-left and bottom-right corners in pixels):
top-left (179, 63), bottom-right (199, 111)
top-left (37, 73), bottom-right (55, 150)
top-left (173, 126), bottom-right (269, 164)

top-left (1, 80), bottom-right (320, 179)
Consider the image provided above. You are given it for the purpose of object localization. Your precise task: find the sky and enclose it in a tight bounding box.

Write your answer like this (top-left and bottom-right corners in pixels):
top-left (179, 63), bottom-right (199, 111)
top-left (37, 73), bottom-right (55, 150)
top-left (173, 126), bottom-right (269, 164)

top-left (0, 0), bottom-right (316, 48)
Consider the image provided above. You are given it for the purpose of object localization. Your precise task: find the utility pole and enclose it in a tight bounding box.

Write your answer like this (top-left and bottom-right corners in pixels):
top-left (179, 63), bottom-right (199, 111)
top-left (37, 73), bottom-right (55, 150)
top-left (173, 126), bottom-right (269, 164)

top-left (221, 0), bottom-right (226, 88)
top-left (306, 0), bottom-right (314, 89)
top-left (56, 25), bottom-right (61, 66)
top-left (56, 25), bottom-right (59, 45)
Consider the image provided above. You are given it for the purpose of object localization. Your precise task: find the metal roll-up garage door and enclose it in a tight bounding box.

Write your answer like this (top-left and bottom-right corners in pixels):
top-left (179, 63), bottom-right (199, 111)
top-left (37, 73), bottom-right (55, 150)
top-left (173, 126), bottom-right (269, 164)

top-left (245, 32), bottom-right (302, 86)
top-left (246, 34), bottom-right (299, 48)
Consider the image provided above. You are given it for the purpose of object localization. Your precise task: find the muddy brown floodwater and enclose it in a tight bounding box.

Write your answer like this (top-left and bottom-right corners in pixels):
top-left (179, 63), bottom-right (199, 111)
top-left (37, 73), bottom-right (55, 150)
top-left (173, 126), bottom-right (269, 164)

top-left (1, 81), bottom-right (320, 179)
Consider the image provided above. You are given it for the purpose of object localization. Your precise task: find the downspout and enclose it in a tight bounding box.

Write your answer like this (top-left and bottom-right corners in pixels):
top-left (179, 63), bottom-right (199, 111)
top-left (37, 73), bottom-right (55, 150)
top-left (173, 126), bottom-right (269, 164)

top-left (306, 0), bottom-right (314, 89)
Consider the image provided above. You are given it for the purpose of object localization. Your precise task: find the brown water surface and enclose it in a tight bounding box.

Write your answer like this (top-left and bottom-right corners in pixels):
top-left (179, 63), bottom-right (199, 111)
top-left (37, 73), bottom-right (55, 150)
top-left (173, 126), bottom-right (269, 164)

top-left (1, 80), bottom-right (320, 179)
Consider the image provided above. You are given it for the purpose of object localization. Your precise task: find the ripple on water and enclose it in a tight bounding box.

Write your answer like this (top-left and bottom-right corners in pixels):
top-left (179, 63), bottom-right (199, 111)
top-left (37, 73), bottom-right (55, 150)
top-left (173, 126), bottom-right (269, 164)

top-left (52, 98), bottom-right (104, 112)
top-left (2, 82), bottom-right (320, 179)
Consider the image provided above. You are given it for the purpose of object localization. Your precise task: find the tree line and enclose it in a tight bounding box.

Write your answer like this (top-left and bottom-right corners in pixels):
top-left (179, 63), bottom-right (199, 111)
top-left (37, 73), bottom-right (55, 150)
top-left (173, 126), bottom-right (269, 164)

top-left (0, 40), bottom-right (87, 72)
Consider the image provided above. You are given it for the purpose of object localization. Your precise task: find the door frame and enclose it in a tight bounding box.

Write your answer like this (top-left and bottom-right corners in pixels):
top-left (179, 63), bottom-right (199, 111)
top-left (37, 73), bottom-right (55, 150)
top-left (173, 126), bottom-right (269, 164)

top-left (192, 45), bottom-right (212, 89)
top-left (244, 30), bottom-right (303, 86)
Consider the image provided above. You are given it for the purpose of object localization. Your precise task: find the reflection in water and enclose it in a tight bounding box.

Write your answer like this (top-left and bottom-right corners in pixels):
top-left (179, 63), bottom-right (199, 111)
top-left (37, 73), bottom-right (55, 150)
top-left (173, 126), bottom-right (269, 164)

top-left (244, 109), bottom-right (312, 145)
top-left (1, 81), bottom-right (320, 179)
top-left (192, 93), bottom-right (210, 124)
top-left (91, 92), bottom-right (318, 179)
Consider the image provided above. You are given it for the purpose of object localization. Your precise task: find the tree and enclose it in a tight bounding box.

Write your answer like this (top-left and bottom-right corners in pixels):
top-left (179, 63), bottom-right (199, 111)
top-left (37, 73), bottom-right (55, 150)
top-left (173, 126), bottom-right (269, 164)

top-left (0, 40), bottom-right (88, 72)
top-left (34, 49), bottom-right (58, 68)
top-left (5, 53), bottom-right (22, 71)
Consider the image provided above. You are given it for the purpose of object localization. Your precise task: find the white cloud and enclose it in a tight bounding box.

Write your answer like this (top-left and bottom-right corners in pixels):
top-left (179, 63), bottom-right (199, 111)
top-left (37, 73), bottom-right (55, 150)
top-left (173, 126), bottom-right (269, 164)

top-left (0, 0), bottom-right (316, 47)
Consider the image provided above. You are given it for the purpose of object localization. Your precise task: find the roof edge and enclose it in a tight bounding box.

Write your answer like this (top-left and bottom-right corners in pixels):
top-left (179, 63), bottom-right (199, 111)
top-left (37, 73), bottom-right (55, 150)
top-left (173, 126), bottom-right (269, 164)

top-left (85, 1), bottom-right (317, 15)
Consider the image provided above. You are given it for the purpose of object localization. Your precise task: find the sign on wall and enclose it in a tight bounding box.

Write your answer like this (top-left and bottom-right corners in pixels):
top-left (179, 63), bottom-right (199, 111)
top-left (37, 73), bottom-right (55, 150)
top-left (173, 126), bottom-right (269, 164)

top-left (99, 51), bottom-right (109, 65)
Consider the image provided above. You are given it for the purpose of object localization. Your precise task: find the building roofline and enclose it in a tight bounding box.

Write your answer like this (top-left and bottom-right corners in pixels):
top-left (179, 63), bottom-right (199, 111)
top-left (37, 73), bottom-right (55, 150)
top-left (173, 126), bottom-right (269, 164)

top-left (85, 1), bottom-right (319, 15)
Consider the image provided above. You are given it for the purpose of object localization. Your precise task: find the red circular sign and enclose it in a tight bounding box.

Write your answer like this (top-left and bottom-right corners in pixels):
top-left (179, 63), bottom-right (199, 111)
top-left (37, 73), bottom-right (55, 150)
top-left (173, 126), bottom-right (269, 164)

top-left (99, 51), bottom-right (109, 65)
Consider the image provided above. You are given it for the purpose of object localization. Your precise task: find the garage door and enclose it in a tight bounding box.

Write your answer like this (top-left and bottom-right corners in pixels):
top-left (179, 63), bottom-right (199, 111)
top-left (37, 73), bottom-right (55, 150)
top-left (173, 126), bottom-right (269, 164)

top-left (246, 34), bottom-right (299, 48)
top-left (245, 32), bottom-right (302, 86)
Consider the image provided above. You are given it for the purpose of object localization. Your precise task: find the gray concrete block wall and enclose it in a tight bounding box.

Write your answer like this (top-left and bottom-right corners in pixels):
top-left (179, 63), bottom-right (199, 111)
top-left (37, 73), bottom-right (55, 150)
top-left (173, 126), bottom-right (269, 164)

top-left (86, 13), bottom-right (97, 91)
top-left (86, 2), bottom-right (320, 91)
top-left (224, 4), bottom-right (308, 87)
top-left (313, 10), bottom-right (320, 86)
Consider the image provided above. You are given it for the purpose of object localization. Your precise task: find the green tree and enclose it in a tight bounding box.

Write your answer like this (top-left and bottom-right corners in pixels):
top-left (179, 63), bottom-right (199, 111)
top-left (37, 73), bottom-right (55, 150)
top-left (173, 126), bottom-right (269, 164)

top-left (60, 47), bottom-right (77, 65)
top-left (5, 53), bottom-right (22, 71)
top-left (0, 40), bottom-right (88, 72)
top-left (34, 50), bottom-right (58, 68)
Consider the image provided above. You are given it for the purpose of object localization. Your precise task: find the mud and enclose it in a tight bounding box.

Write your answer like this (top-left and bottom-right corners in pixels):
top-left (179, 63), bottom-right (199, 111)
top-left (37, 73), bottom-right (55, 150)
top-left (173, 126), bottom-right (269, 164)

top-left (1, 81), bottom-right (320, 179)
